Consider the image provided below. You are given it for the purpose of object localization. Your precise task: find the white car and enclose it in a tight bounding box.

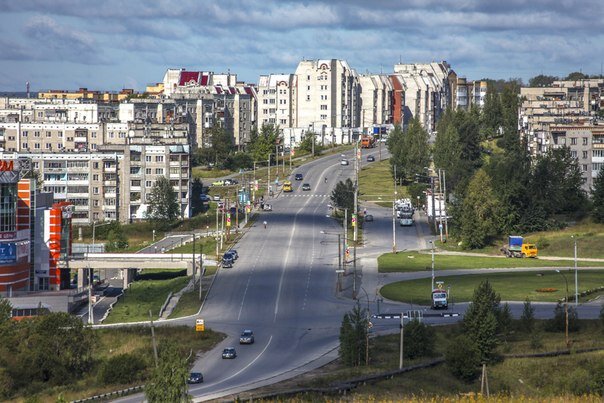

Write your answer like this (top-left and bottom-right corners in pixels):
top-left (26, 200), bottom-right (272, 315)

top-left (340, 159), bottom-right (349, 166)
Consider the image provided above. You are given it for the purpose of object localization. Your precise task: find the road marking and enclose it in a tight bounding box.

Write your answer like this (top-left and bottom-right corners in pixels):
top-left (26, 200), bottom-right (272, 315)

top-left (218, 335), bottom-right (273, 384)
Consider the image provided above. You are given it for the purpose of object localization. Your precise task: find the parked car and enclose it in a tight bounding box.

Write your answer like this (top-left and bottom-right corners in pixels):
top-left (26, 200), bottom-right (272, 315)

top-left (200, 194), bottom-right (211, 202)
top-left (366, 155), bottom-right (375, 162)
top-left (228, 249), bottom-right (239, 260)
top-left (213, 195), bottom-right (221, 201)
top-left (222, 347), bottom-right (237, 359)
top-left (212, 180), bottom-right (224, 186)
top-left (340, 159), bottom-right (349, 166)
top-left (302, 183), bottom-right (311, 191)
top-left (187, 372), bottom-right (204, 384)
top-left (221, 257), bottom-right (233, 268)
top-left (223, 251), bottom-right (236, 261)
top-left (263, 204), bottom-right (272, 211)
top-left (239, 329), bottom-right (254, 344)
top-left (224, 178), bottom-right (239, 185)
top-left (294, 173), bottom-right (304, 181)
top-left (365, 214), bottom-right (374, 222)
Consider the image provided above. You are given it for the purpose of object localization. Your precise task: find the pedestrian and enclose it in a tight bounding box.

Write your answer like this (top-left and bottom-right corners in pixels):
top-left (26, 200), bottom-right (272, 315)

top-left (263, 221), bottom-right (267, 229)
top-left (161, 247), bottom-right (165, 253)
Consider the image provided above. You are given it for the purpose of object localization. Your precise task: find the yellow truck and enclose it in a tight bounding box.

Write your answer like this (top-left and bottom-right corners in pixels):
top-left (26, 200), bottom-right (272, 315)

top-left (501, 236), bottom-right (538, 258)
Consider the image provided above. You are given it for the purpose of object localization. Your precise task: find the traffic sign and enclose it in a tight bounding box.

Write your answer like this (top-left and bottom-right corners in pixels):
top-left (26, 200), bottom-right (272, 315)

top-left (351, 214), bottom-right (357, 227)
top-left (195, 318), bottom-right (205, 332)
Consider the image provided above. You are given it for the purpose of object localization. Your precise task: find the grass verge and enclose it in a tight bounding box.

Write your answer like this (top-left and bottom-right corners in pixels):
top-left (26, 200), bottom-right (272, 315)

top-left (378, 251), bottom-right (604, 273)
top-left (380, 269), bottom-right (604, 304)
top-left (103, 270), bottom-right (189, 323)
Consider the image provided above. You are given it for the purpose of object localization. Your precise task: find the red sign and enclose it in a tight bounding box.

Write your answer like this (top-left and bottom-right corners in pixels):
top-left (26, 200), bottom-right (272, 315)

top-left (0, 160), bottom-right (14, 171)
top-left (0, 232), bottom-right (16, 240)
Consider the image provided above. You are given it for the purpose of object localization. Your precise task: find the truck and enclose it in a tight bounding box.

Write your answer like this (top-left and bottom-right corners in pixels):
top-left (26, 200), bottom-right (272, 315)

top-left (360, 135), bottom-right (375, 149)
top-left (501, 236), bottom-right (538, 258)
top-left (431, 282), bottom-right (448, 309)
top-left (399, 206), bottom-right (414, 226)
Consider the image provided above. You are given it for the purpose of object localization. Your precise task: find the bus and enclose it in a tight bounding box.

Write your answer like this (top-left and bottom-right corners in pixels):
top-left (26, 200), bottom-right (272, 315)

top-left (283, 180), bottom-right (292, 192)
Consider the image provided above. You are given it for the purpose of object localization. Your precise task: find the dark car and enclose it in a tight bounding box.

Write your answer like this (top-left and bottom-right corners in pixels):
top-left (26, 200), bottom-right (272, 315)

top-left (228, 249), bottom-right (239, 260)
top-left (364, 214), bottom-right (374, 222)
top-left (200, 194), bottom-right (211, 202)
top-left (187, 372), bottom-right (204, 384)
top-left (366, 155), bottom-right (375, 162)
top-left (294, 173), bottom-right (304, 181)
top-left (302, 183), bottom-right (311, 191)
top-left (222, 347), bottom-right (237, 359)
top-left (222, 257), bottom-right (233, 268)
top-left (239, 329), bottom-right (254, 344)
top-left (223, 251), bottom-right (236, 261)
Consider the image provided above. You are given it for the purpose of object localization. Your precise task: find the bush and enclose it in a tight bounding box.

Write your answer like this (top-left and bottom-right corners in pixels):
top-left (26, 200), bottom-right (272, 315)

top-left (98, 353), bottom-right (147, 385)
top-left (0, 367), bottom-right (14, 399)
top-left (445, 335), bottom-right (481, 382)
top-left (403, 319), bottom-right (435, 359)
top-left (600, 303), bottom-right (604, 330)
top-left (519, 298), bottom-right (535, 333)
top-left (529, 331), bottom-right (543, 350)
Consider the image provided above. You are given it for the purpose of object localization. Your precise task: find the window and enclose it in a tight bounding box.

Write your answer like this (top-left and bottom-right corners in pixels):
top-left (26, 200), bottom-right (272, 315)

top-left (155, 156), bottom-right (164, 162)
top-left (22, 143), bottom-right (27, 149)
top-left (321, 105), bottom-right (328, 110)
top-left (155, 168), bottom-right (163, 175)
top-left (145, 156), bottom-right (152, 162)
top-left (93, 200), bottom-right (100, 207)
top-left (593, 150), bottom-right (604, 158)
top-left (571, 150), bottom-right (577, 158)
top-left (307, 75), bottom-right (310, 80)
top-left (93, 187), bottom-right (99, 194)
top-left (34, 143), bottom-right (40, 149)
top-left (131, 180), bottom-right (141, 186)
top-left (46, 131), bottom-right (52, 137)
top-left (145, 180), bottom-right (152, 187)
top-left (45, 143), bottom-right (52, 149)
top-left (582, 151), bottom-right (588, 159)
top-left (583, 137), bottom-right (588, 145)
top-left (93, 162), bottom-right (99, 169)
top-left (145, 168), bottom-right (152, 175)
top-left (571, 137), bottom-right (577, 145)
top-left (34, 131), bottom-right (40, 137)
top-left (306, 95), bottom-right (310, 101)
top-left (582, 164), bottom-right (587, 172)
top-left (22, 131), bottom-right (28, 137)
top-left (93, 174), bottom-right (99, 181)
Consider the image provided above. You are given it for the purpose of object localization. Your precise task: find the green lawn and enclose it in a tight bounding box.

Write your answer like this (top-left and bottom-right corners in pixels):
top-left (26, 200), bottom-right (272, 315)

top-left (380, 269), bottom-right (604, 304)
top-left (378, 251), bottom-right (604, 273)
top-left (168, 266), bottom-right (217, 319)
top-left (169, 235), bottom-right (217, 255)
top-left (103, 270), bottom-right (190, 323)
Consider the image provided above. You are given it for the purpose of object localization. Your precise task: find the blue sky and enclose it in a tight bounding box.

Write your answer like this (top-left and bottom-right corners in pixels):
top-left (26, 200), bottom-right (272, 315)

top-left (1, 0), bottom-right (603, 92)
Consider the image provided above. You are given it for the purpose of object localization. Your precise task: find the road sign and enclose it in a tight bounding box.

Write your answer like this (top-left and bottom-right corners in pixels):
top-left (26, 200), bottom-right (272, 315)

top-left (336, 269), bottom-right (345, 273)
top-left (351, 214), bottom-right (357, 227)
top-left (195, 318), bottom-right (205, 332)
top-left (226, 213), bottom-right (231, 227)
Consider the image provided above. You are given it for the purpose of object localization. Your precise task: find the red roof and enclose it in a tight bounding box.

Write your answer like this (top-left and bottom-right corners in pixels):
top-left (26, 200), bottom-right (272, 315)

top-left (215, 86), bottom-right (223, 94)
top-left (200, 74), bottom-right (209, 85)
top-left (179, 71), bottom-right (201, 86)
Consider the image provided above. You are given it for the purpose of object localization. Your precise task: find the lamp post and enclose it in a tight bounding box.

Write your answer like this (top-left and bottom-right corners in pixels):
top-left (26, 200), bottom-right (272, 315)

top-left (555, 269), bottom-right (570, 350)
top-left (359, 286), bottom-right (370, 366)
top-left (572, 235), bottom-right (578, 306)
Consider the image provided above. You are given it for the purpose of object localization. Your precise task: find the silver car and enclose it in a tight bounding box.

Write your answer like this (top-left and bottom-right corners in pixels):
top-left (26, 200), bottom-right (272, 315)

top-left (239, 330), bottom-right (254, 344)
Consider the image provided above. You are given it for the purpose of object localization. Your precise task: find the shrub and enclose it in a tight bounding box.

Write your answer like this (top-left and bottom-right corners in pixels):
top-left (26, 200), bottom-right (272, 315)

top-left (519, 298), bottom-right (535, 333)
top-left (529, 331), bottom-right (543, 350)
top-left (98, 353), bottom-right (147, 385)
top-left (600, 303), bottom-right (604, 330)
top-left (445, 334), bottom-right (481, 382)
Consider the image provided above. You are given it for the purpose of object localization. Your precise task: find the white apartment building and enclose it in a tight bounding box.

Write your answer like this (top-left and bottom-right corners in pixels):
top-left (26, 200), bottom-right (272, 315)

top-left (257, 74), bottom-right (297, 128)
top-left (454, 78), bottom-right (487, 110)
top-left (392, 61), bottom-right (455, 133)
top-left (358, 74), bottom-right (393, 132)
top-left (294, 59), bottom-right (360, 136)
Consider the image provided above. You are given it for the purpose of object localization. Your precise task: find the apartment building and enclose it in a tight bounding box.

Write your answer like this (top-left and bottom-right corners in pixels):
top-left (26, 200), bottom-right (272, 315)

top-left (454, 78), bottom-right (488, 110)
top-left (38, 88), bottom-right (134, 102)
top-left (519, 79), bottom-right (604, 191)
top-left (358, 74), bottom-right (394, 132)
top-left (257, 74), bottom-right (297, 128)
top-left (391, 61), bottom-right (456, 133)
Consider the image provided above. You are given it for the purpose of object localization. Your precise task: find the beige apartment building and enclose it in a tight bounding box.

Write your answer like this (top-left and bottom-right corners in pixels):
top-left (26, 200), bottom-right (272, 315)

top-left (358, 74), bottom-right (393, 132)
top-left (257, 74), bottom-right (297, 128)
top-left (454, 78), bottom-right (488, 110)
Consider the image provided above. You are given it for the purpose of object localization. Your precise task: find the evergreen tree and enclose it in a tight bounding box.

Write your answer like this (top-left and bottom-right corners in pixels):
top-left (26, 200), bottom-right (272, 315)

top-left (147, 176), bottom-right (180, 226)
top-left (403, 319), bottom-right (436, 359)
top-left (145, 341), bottom-right (190, 402)
top-left (445, 334), bottom-right (481, 382)
top-left (386, 124), bottom-right (405, 184)
top-left (458, 169), bottom-right (502, 249)
top-left (592, 168), bottom-right (604, 223)
top-left (208, 127), bottom-right (233, 167)
top-left (463, 280), bottom-right (501, 363)
top-left (338, 313), bottom-right (355, 366)
top-left (498, 303), bottom-right (513, 337)
top-left (480, 83), bottom-right (502, 139)
top-left (190, 178), bottom-right (205, 216)
top-left (520, 298), bottom-right (536, 333)
top-left (338, 303), bottom-right (368, 366)
top-left (400, 118), bottom-right (430, 181)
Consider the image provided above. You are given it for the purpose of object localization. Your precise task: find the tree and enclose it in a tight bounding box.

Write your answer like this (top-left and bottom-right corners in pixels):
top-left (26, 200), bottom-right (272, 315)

top-left (190, 178), bottom-right (205, 216)
top-left (592, 168), bottom-right (604, 223)
top-left (207, 127), bottom-right (233, 167)
top-left (403, 319), bottom-right (435, 359)
top-left (565, 71), bottom-right (589, 81)
top-left (0, 296), bottom-right (11, 327)
top-left (98, 353), bottom-right (147, 385)
top-left (145, 340), bottom-right (190, 402)
top-left (399, 119), bottom-right (430, 181)
top-left (480, 84), bottom-right (502, 139)
top-left (463, 280), bottom-right (501, 363)
top-left (600, 303), bottom-right (604, 330)
top-left (458, 169), bottom-right (502, 249)
top-left (433, 115), bottom-right (463, 191)
top-left (520, 298), bottom-right (536, 333)
top-left (338, 303), bottom-right (368, 367)
top-left (445, 334), bottom-right (481, 382)
top-left (247, 124), bottom-right (279, 162)
top-left (105, 222), bottom-right (128, 252)
top-left (546, 302), bottom-right (580, 332)
top-left (147, 176), bottom-right (180, 226)
top-left (386, 125), bottom-right (405, 184)
top-left (528, 74), bottom-right (558, 87)
top-left (330, 178), bottom-right (355, 214)
top-left (498, 303), bottom-right (513, 337)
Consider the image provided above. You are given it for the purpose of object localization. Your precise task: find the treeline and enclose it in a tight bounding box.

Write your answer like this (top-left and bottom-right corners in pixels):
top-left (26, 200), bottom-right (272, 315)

top-left (387, 80), bottom-right (604, 249)
top-left (192, 124), bottom-right (321, 171)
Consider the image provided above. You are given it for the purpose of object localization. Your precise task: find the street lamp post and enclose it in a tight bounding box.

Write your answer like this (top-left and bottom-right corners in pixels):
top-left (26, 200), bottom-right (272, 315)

top-left (430, 240), bottom-right (435, 291)
top-left (555, 269), bottom-right (571, 350)
top-left (359, 286), bottom-right (370, 366)
top-left (321, 231), bottom-right (343, 293)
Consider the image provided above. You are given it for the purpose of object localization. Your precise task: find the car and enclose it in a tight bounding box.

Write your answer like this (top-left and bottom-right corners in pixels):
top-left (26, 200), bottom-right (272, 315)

top-left (224, 178), bottom-right (239, 185)
top-left (187, 372), bottom-right (204, 384)
top-left (200, 194), bottom-right (211, 202)
top-left (239, 329), bottom-right (254, 344)
top-left (212, 180), bottom-right (224, 186)
top-left (365, 214), bottom-right (374, 222)
top-left (301, 183), bottom-right (311, 191)
top-left (340, 159), bottom-right (349, 166)
top-left (223, 251), bottom-right (236, 261)
top-left (228, 249), bottom-right (239, 260)
top-left (221, 257), bottom-right (233, 268)
top-left (263, 204), bottom-right (272, 211)
top-left (213, 195), bottom-right (221, 201)
top-left (222, 347), bottom-right (237, 359)
top-left (294, 173), bottom-right (304, 181)
top-left (366, 155), bottom-right (375, 162)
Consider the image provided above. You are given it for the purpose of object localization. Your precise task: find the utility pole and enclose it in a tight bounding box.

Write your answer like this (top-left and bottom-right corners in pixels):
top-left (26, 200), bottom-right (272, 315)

top-left (337, 234), bottom-right (342, 292)
top-left (267, 155), bottom-right (271, 198)
top-left (149, 310), bottom-right (159, 367)
top-left (353, 139), bottom-right (359, 298)
top-left (399, 314), bottom-right (404, 369)
top-left (87, 264), bottom-right (93, 325)
top-left (573, 236), bottom-right (578, 306)
top-left (392, 198), bottom-right (397, 253)
top-left (199, 243), bottom-right (203, 301)
top-left (215, 207), bottom-right (219, 259)
top-left (443, 169), bottom-right (449, 240)
top-left (431, 240), bottom-right (435, 291)
top-left (344, 208), bottom-right (348, 272)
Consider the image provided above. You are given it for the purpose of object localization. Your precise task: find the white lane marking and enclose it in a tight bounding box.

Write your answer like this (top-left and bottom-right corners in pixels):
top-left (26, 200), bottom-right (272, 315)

top-left (237, 258), bottom-right (257, 321)
top-left (217, 335), bottom-right (273, 384)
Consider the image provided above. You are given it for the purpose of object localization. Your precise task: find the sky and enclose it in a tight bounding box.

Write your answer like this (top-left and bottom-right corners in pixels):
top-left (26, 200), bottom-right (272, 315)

top-left (1, 0), bottom-right (603, 92)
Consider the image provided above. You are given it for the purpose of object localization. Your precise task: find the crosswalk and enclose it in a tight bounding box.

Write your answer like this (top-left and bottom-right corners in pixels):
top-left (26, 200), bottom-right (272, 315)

top-left (280, 194), bottom-right (329, 198)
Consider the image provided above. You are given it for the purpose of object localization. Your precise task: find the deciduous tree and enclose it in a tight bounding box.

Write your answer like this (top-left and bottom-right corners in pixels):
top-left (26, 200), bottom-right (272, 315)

top-left (330, 178), bottom-right (355, 214)
top-left (145, 341), bottom-right (190, 402)
top-left (147, 176), bottom-right (180, 226)
top-left (592, 168), bottom-right (604, 223)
